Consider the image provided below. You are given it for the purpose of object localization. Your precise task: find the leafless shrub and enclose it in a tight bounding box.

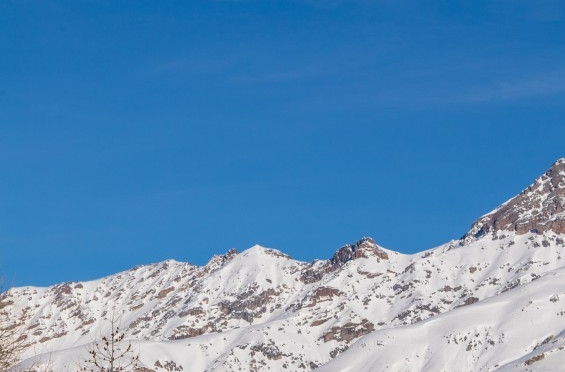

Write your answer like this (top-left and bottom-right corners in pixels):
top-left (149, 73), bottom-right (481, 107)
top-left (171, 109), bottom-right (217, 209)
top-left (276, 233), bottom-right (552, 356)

top-left (78, 314), bottom-right (140, 372)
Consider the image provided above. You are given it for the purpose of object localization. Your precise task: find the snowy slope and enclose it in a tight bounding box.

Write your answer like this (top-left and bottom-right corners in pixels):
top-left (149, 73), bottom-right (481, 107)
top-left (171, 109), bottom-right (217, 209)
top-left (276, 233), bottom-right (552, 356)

top-left (317, 236), bottom-right (565, 372)
top-left (5, 158), bottom-right (565, 372)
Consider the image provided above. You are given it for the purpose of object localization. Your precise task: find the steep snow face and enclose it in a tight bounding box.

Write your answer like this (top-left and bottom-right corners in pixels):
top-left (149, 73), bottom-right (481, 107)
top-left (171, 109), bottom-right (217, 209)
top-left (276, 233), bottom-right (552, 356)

top-left (5, 158), bottom-right (565, 372)
top-left (466, 158), bottom-right (565, 240)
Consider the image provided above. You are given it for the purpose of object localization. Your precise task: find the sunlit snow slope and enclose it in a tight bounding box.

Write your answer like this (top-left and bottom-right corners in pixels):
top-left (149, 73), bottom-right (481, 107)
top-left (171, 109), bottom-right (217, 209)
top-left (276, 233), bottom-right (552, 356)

top-left (4, 158), bottom-right (565, 372)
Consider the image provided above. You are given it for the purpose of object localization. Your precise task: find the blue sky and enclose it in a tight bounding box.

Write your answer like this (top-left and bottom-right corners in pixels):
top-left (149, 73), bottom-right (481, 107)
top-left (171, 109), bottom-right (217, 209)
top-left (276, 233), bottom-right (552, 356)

top-left (2, 0), bottom-right (565, 286)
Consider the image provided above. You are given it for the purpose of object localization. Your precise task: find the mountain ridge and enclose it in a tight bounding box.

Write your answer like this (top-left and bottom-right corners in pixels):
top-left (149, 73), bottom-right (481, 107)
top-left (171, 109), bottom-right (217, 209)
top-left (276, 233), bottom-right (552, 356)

top-left (6, 158), bottom-right (565, 372)
top-left (465, 157), bottom-right (565, 242)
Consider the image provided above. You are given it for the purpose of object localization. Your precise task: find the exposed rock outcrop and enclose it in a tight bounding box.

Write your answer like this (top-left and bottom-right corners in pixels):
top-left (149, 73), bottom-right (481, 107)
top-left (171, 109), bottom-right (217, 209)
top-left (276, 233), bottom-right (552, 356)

top-left (300, 237), bottom-right (388, 284)
top-left (465, 158), bottom-right (565, 241)
top-left (330, 237), bottom-right (389, 267)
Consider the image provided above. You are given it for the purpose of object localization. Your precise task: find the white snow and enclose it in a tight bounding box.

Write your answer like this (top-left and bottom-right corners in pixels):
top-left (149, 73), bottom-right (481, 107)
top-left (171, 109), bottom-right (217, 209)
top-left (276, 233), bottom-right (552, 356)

top-left (6, 159), bottom-right (565, 372)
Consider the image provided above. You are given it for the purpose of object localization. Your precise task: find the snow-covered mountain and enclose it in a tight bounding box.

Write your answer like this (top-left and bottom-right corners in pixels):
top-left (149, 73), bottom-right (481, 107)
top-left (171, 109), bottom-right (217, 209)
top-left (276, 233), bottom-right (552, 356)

top-left (5, 158), bottom-right (565, 372)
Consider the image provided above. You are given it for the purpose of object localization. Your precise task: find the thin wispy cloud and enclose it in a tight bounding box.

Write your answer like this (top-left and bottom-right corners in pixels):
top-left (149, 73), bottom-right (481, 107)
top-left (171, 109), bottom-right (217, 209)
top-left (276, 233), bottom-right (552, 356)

top-left (227, 66), bottom-right (338, 85)
top-left (340, 67), bottom-right (565, 110)
top-left (150, 56), bottom-right (331, 85)
top-left (509, 0), bottom-right (564, 22)
top-left (464, 71), bottom-right (565, 103)
top-left (150, 43), bottom-right (366, 86)
top-left (151, 55), bottom-right (245, 77)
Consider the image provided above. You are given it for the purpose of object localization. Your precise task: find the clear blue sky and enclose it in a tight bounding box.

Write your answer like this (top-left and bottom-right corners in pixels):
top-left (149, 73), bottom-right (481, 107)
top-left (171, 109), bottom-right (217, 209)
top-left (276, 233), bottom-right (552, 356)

top-left (2, 0), bottom-right (565, 287)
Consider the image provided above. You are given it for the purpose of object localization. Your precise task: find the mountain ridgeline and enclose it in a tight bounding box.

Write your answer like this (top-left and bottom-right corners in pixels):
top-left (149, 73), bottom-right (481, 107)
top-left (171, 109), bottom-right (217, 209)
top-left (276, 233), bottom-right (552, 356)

top-left (7, 158), bottom-right (565, 372)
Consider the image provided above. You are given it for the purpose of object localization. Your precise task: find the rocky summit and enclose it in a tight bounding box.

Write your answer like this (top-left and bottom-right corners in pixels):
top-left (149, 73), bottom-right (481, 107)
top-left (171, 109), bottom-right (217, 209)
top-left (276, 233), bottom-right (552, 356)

top-left (466, 157), bottom-right (565, 239)
top-left (6, 159), bottom-right (565, 372)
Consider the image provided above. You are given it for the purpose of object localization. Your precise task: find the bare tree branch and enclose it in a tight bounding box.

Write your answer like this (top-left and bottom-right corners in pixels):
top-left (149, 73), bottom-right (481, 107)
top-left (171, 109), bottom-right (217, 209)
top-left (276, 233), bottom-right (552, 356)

top-left (79, 312), bottom-right (140, 372)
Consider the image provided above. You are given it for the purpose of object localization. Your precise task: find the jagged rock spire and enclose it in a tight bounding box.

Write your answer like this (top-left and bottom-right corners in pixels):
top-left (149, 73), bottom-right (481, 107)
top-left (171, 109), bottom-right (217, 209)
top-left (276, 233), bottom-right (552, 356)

top-left (465, 158), bottom-right (565, 240)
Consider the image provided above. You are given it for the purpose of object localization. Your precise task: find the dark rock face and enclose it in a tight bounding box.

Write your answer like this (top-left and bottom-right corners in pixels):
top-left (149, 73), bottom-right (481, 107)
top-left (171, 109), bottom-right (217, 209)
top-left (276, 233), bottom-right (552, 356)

top-left (299, 237), bottom-right (388, 284)
top-left (330, 237), bottom-right (389, 267)
top-left (250, 343), bottom-right (285, 360)
top-left (321, 318), bottom-right (375, 343)
top-left (465, 158), bottom-right (565, 240)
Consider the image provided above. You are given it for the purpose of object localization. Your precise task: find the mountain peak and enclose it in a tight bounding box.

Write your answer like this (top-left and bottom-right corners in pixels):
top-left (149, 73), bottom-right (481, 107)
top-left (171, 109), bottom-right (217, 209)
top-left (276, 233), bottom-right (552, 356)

top-left (330, 237), bottom-right (388, 267)
top-left (465, 158), bottom-right (565, 241)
